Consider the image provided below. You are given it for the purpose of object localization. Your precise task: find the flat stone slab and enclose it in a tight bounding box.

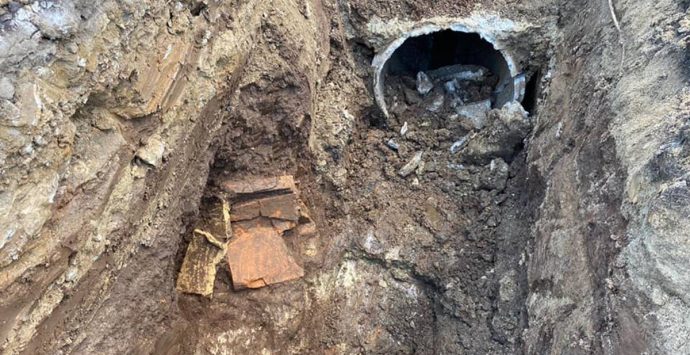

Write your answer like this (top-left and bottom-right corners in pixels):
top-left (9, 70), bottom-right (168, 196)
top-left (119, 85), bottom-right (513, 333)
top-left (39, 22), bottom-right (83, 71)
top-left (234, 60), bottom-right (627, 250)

top-left (176, 196), bottom-right (230, 297)
top-left (222, 175), bottom-right (297, 195)
top-left (176, 230), bottom-right (226, 297)
top-left (226, 219), bottom-right (304, 289)
top-left (454, 99), bottom-right (492, 130)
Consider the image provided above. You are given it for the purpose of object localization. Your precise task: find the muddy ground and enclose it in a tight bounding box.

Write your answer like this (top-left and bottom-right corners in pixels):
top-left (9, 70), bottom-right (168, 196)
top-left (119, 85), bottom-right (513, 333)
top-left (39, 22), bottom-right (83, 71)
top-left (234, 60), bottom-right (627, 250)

top-left (1, 0), bottom-right (690, 354)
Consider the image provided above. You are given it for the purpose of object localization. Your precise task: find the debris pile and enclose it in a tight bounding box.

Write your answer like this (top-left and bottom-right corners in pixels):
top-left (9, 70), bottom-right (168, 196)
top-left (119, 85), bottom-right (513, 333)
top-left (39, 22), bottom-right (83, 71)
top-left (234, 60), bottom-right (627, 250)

top-left (388, 64), bottom-right (498, 122)
top-left (176, 175), bottom-right (314, 296)
top-left (383, 63), bottom-right (532, 182)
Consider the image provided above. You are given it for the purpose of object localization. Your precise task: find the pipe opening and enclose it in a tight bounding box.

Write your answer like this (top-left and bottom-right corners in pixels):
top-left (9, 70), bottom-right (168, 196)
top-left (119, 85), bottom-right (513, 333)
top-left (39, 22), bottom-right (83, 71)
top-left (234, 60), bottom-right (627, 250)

top-left (386, 30), bottom-right (510, 89)
top-left (373, 27), bottom-right (524, 118)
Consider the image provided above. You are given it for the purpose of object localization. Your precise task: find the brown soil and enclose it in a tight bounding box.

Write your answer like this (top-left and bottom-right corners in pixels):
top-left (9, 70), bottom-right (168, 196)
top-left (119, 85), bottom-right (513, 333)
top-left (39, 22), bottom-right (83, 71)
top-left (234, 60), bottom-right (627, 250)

top-left (3, 0), bottom-right (689, 353)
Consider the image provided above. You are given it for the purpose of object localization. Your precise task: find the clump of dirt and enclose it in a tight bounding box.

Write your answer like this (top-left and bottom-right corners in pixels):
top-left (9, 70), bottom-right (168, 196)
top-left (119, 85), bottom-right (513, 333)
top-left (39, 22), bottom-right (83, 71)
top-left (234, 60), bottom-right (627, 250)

top-left (325, 94), bottom-right (535, 353)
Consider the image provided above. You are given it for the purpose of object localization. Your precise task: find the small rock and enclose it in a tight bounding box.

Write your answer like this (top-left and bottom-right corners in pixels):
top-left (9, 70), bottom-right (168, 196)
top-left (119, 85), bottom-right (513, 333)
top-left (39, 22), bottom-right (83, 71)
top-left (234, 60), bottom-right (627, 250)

top-left (478, 158), bottom-right (509, 191)
top-left (450, 135), bottom-right (470, 154)
top-left (462, 101), bottom-right (531, 164)
top-left (416, 71), bottom-right (433, 95)
top-left (33, 135), bottom-right (47, 146)
top-left (65, 42), bottom-right (78, 54)
top-left (0, 100), bottom-right (21, 126)
top-left (135, 135), bottom-right (165, 167)
top-left (403, 87), bottom-right (421, 105)
top-left (65, 267), bottom-right (78, 282)
top-left (416, 159), bottom-right (425, 176)
top-left (499, 272), bottom-right (517, 302)
top-left (555, 122), bottom-right (563, 139)
top-left (427, 93), bottom-right (445, 112)
top-left (30, 1), bottom-right (79, 39)
top-left (7, 2), bottom-right (21, 13)
top-left (386, 138), bottom-right (400, 151)
top-left (391, 268), bottom-right (409, 281)
top-left (296, 221), bottom-right (317, 238)
top-left (501, 100), bottom-right (529, 119)
top-left (400, 121), bottom-right (408, 136)
top-left (448, 163), bottom-right (465, 170)
top-left (0, 78), bottom-right (15, 100)
top-left (20, 144), bottom-right (34, 156)
top-left (454, 100), bottom-right (492, 130)
top-left (443, 80), bottom-right (457, 94)
top-left (399, 151), bottom-right (423, 177)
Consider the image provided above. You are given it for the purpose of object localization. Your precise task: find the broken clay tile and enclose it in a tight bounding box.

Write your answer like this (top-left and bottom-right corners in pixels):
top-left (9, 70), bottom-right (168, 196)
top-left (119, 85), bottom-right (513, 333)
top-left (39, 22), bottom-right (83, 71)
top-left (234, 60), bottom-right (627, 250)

top-left (231, 193), bottom-right (299, 222)
top-left (222, 175), bottom-right (297, 195)
top-left (258, 193), bottom-right (299, 221)
top-left (230, 199), bottom-right (261, 222)
top-left (227, 219), bottom-right (304, 290)
top-left (272, 219), bottom-right (298, 234)
top-left (176, 230), bottom-right (226, 297)
top-left (195, 196), bottom-right (232, 241)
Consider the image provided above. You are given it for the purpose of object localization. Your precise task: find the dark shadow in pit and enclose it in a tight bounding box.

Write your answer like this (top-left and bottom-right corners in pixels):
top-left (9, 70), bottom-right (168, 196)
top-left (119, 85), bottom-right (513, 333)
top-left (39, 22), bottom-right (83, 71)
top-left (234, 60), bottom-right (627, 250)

top-left (386, 31), bottom-right (504, 75)
top-left (522, 70), bottom-right (541, 116)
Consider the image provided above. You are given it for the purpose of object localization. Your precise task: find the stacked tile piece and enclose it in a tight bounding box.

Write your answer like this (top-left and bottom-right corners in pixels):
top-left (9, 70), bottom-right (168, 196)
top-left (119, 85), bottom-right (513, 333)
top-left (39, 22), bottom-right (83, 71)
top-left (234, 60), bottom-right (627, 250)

top-left (176, 175), bottom-right (314, 296)
top-left (223, 176), bottom-right (306, 290)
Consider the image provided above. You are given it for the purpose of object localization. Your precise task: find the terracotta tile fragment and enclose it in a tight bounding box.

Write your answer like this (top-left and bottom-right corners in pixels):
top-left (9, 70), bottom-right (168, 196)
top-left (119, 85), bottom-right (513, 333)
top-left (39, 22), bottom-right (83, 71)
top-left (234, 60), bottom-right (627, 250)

top-left (176, 230), bottom-right (226, 297)
top-left (272, 219), bottom-right (298, 234)
top-left (258, 193), bottom-right (299, 221)
top-left (231, 194), bottom-right (299, 222)
top-left (230, 199), bottom-right (261, 222)
top-left (222, 175), bottom-right (296, 195)
top-left (226, 219), bottom-right (304, 290)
